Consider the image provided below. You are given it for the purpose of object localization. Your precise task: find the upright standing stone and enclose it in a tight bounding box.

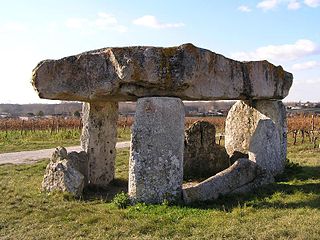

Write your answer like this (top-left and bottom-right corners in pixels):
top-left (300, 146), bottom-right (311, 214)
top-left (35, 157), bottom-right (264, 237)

top-left (129, 97), bottom-right (185, 203)
top-left (184, 121), bottom-right (230, 179)
top-left (225, 100), bottom-right (287, 176)
top-left (81, 101), bottom-right (118, 187)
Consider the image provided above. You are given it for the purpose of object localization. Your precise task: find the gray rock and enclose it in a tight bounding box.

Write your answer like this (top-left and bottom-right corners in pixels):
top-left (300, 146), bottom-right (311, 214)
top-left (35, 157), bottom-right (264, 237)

top-left (225, 100), bottom-right (287, 176)
top-left (51, 146), bottom-right (67, 161)
top-left (129, 97), bottom-right (185, 203)
top-left (249, 119), bottom-right (281, 175)
top-left (67, 151), bottom-right (89, 186)
top-left (184, 121), bottom-right (230, 179)
top-left (230, 170), bottom-right (274, 195)
top-left (42, 146), bottom-right (89, 197)
top-left (183, 158), bottom-right (261, 203)
top-left (32, 44), bottom-right (293, 102)
top-left (81, 101), bottom-right (118, 187)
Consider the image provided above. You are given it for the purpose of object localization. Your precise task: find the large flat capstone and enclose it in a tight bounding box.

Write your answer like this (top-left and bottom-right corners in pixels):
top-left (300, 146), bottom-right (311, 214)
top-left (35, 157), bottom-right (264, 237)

top-left (32, 44), bottom-right (293, 101)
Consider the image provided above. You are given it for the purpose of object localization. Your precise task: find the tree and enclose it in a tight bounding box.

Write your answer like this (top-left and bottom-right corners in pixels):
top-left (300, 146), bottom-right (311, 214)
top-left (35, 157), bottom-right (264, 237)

top-left (37, 110), bottom-right (44, 117)
top-left (73, 110), bottom-right (81, 118)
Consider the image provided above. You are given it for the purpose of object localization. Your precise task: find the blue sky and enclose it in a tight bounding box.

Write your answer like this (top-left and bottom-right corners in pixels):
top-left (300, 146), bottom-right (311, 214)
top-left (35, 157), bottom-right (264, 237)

top-left (1, 0), bottom-right (319, 103)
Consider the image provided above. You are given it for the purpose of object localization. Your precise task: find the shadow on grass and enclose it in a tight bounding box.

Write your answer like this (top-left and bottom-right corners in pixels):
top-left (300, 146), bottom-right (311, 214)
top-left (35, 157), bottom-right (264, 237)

top-left (80, 159), bottom-right (320, 210)
top-left (82, 178), bottom-right (128, 202)
top-left (188, 181), bottom-right (320, 211)
top-left (275, 161), bottom-right (320, 182)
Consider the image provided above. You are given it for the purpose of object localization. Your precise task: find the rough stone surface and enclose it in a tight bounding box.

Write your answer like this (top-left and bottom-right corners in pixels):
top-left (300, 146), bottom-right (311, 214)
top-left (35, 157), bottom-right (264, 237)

top-left (230, 169), bottom-right (274, 195)
top-left (42, 146), bottom-right (89, 197)
top-left (67, 150), bottom-right (89, 185)
top-left (32, 43), bottom-right (293, 102)
top-left (81, 101), bottom-right (118, 187)
top-left (225, 100), bottom-right (287, 176)
top-left (184, 121), bottom-right (230, 179)
top-left (182, 158), bottom-right (265, 203)
top-left (129, 97), bottom-right (185, 203)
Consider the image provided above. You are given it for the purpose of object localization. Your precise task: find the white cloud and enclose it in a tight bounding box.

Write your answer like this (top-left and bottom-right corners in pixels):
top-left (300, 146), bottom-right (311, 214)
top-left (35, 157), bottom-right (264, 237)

top-left (238, 5), bottom-right (252, 12)
top-left (257, 0), bottom-right (280, 10)
top-left (288, 0), bottom-right (301, 9)
top-left (95, 13), bottom-right (118, 28)
top-left (295, 76), bottom-right (320, 85)
top-left (133, 15), bottom-right (185, 29)
top-left (305, 77), bottom-right (320, 84)
top-left (292, 60), bottom-right (320, 70)
top-left (231, 39), bottom-right (319, 62)
top-left (0, 22), bottom-right (27, 34)
top-left (256, 0), bottom-right (319, 10)
top-left (66, 18), bottom-right (89, 29)
top-left (0, 45), bottom-right (46, 104)
top-left (65, 13), bottom-right (127, 33)
top-left (304, 0), bottom-right (320, 7)
top-left (294, 76), bottom-right (320, 85)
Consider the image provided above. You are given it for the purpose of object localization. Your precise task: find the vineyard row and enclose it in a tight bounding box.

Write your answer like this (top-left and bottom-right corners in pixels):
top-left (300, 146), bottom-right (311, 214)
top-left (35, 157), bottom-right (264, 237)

top-left (0, 115), bottom-right (318, 132)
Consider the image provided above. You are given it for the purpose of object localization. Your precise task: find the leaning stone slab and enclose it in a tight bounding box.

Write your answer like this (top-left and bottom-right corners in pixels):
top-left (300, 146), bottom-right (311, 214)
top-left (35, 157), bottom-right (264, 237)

top-left (129, 97), bottom-right (185, 204)
top-left (182, 158), bottom-right (260, 203)
top-left (184, 121), bottom-right (230, 179)
top-left (225, 100), bottom-right (287, 176)
top-left (42, 146), bottom-right (89, 197)
top-left (81, 101), bottom-right (118, 187)
top-left (32, 44), bottom-right (293, 102)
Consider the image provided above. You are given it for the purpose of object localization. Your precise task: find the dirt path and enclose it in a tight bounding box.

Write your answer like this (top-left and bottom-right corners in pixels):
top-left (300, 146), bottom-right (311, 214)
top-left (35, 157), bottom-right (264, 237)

top-left (0, 141), bottom-right (130, 165)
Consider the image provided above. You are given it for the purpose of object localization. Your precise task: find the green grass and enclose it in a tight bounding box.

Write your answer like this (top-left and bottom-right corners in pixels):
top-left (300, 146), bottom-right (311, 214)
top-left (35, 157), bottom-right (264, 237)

top-left (0, 139), bottom-right (320, 239)
top-left (0, 128), bottom-right (131, 153)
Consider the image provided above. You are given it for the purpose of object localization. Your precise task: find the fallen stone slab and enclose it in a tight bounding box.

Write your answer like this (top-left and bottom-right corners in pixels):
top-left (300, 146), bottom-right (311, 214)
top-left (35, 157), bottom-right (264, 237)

top-left (32, 43), bottom-right (293, 102)
top-left (182, 158), bottom-right (265, 203)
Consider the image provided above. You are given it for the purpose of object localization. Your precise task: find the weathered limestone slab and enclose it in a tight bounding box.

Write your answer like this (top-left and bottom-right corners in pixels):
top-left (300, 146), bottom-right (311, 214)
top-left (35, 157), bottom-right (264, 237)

top-left (225, 100), bottom-right (287, 176)
top-left (183, 158), bottom-right (261, 203)
top-left (129, 97), bottom-right (185, 203)
top-left (184, 121), bottom-right (230, 179)
top-left (42, 146), bottom-right (89, 197)
top-left (67, 150), bottom-right (89, 185)
top-left (81, 101), bottom-right (118, 187)
top-left (32, 44), bottom-right (293, 102)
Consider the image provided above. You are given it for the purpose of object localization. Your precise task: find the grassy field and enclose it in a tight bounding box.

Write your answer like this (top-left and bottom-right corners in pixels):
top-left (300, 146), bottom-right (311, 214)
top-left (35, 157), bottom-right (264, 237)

top-left (0, 135), bottom-right (319, 239)
top-left (0, 128), bottom-right (131, 153)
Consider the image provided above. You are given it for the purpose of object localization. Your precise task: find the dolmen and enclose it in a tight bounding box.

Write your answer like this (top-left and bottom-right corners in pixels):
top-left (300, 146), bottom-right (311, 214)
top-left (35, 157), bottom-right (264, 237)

top-left (32, 43), bottom-right (293, 203)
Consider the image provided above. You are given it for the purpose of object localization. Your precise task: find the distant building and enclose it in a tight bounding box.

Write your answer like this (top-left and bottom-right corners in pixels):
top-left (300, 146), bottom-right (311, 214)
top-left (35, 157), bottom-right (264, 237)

top-left (0, 112), bottom-right (11, 118)
top-left (290, 106), bottom-right (302, 110)
top-left (19, 116), bottom-right (32, 121)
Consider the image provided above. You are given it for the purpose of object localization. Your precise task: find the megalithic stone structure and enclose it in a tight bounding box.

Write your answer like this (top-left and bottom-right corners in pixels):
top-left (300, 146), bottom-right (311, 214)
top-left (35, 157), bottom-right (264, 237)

top-left (32, 43), bottom-right (292, 102)
top-left (32, 43), bottom-right (293, 202)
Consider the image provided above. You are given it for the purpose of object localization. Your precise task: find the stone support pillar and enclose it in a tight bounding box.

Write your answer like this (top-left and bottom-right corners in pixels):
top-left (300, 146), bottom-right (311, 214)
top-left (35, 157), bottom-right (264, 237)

top-left (81, 101), bottom-right (118, 187)
top-left (225, 100), bottom-right (287, 176)
top-left (129, 97), bottom-right (185, 203)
